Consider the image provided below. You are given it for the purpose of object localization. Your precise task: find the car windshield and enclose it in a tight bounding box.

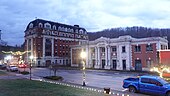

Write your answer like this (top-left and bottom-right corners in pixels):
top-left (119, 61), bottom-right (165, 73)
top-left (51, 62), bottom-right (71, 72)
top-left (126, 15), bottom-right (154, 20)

top-left (158, 77), bottom-right (168, 85)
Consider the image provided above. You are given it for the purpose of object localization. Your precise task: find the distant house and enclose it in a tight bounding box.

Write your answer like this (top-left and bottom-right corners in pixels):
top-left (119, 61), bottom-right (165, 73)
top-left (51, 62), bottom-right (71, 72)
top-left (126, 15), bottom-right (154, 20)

top-left (71, 35), bottom-right (168, 71)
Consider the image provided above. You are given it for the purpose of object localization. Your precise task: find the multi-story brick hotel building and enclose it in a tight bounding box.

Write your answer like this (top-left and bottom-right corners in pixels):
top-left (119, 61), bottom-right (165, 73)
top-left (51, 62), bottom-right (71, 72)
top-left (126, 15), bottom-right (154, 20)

top-left (24, 19), bottom-right (88, 66)
top-left (71, 35), bottom-right (168, 71)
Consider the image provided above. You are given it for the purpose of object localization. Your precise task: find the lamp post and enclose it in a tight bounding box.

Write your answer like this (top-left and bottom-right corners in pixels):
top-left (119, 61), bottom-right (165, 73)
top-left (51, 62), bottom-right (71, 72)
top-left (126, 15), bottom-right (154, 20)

top-left (6, 55), bottom-right (12, 65)
top-left (29, 56), bottom-right (33, 80)
top-left (80, 50), bottom-right (86, 86)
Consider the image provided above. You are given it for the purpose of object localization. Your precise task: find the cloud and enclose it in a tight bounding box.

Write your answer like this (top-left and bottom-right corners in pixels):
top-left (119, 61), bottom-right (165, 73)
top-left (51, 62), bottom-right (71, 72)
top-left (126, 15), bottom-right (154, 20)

top-left (0, 0), bottom-right (170, 45)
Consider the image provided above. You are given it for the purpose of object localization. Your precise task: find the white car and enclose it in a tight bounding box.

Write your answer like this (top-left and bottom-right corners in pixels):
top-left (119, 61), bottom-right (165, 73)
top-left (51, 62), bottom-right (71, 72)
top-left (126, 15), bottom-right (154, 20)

top-left (6, 65), bottom-right (18, 72)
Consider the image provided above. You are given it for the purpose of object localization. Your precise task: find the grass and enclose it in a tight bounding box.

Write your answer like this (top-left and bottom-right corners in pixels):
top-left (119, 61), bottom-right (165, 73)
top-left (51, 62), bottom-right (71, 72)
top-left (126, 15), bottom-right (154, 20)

top-left (0, 70), bottom-right (7, 76)
top-left (0, 79), bottom-right (105, 96)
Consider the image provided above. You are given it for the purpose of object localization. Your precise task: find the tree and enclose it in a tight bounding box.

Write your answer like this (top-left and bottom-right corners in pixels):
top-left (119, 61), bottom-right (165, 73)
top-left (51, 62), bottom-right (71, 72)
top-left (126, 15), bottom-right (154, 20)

top-left (50, 62), bottom-right (58, 76)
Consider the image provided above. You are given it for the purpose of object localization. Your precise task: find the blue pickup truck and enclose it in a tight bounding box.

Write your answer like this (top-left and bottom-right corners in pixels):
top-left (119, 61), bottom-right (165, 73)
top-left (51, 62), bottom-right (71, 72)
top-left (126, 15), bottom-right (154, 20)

top-left (123, 75), bottom-right (170, 96)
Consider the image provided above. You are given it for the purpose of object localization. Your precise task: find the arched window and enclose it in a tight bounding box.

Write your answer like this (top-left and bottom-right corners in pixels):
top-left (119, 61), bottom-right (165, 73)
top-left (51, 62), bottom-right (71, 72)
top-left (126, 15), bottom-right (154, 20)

top-left (79, 29), bottom-right (83, 34)
top-left (68, 28), bottom-right (71, 32)
top-left (71, 29), bottom-right (74, 33)
top-left (39, 23), bottom-right (43, 28)
top-left (62, 27), bottom-right (65, 31)
top-left (44, 23), bottom-right (51, 29)
top-left (29, 23), bottom-right (33, 28)
top-left (65, 28), bottom-right (67, 32)
top-left (84, 31), bottom-right (87, 34)
top-left (53, 25), bottom-right (56, 30)
top-left (58, 26), bottom-right (61, 31)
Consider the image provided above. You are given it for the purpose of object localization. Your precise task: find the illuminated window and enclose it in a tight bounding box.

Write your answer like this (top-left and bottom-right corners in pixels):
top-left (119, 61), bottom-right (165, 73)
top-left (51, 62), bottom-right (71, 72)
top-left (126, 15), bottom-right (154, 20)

top-left (146, 44), bottom-right (153, 51)
top-left (29, 23), bottom-right (33, 28)
top-left (135, 45), bottom-right (141, 52)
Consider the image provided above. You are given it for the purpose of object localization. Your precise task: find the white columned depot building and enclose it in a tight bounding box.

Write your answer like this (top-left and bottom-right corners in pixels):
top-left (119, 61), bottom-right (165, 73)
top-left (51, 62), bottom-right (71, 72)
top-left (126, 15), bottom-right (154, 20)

top-left (71, 35), bottom-right (168, 71)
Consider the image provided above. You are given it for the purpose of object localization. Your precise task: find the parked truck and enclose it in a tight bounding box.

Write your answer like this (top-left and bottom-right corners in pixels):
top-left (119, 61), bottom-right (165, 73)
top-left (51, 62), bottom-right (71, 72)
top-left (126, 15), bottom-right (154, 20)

top-left (123, 75), bottom-right (170, 96)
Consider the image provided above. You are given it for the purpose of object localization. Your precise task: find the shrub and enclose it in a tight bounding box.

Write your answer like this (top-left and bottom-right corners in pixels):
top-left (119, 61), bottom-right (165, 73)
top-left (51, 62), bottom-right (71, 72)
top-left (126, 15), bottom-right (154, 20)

top-left (43, 76), bottom-right (63, 81)
top-left (20, 71), bottom-right (29, 75)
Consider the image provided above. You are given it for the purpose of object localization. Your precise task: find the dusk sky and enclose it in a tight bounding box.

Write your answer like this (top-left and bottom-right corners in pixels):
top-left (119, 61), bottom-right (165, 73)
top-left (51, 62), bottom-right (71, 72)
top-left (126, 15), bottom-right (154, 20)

top-left (1, 0), bottom-right (170, 46)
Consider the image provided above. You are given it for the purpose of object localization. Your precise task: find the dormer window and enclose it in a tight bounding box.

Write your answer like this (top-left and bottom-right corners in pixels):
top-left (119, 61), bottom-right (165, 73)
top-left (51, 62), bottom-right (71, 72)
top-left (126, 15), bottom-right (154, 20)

top-left (53, 25), bottom-right (56, 30)
top-left (39, 23), bottom-right (43, 28)
top-left (61, 27), bottom-right (65, 31)
top-left (65, 28), bottom-right (67, 32)
top-left (29, 23), bottom-right (33, 28)
top-left (44, 23), bottom-right (51, 29)
top-left (79, 29), bottom-right (83, 34)
top-left (84, 31), bottom-right (87, 34)
top-left (71, 29), bottom-right (74, 33)
top-left (58, 26), bottom-right (61, 31)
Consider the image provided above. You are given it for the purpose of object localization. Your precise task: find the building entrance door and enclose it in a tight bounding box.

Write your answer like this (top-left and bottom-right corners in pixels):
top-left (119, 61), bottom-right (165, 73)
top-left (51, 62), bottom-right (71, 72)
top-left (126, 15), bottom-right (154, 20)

top-left (122, 60), bottom-right (126, 70)
top-left (46, 60), bottom-right (51, 67)
top-left (112, 60), bottom-right (117, 70)
top-left (135, 60), bottom-right (142, 71)
top-left (92, 59), bottom-right (95, 68)
top-left (102, 60), bottom-right (105, 69)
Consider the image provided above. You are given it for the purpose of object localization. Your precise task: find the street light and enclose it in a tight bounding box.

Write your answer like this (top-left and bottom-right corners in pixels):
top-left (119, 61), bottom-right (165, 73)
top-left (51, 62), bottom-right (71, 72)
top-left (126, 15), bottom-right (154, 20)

top-left (80, 50), bottom-right (86, 86)
top-left (5, 55), bottom-right (12, 65)
top-left (29, 55), bottom-right (33, 80)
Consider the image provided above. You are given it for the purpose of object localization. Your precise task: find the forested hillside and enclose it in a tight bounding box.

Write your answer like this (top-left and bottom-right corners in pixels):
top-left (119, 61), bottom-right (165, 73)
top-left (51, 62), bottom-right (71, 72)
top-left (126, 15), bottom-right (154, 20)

top-left (88, 26), bottom-right (170, 47)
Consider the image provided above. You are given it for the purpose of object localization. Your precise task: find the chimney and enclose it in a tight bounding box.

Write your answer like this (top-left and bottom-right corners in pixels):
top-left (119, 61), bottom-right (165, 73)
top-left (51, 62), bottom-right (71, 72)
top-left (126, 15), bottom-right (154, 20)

top-left (74, 25), bottom-right (79, 27)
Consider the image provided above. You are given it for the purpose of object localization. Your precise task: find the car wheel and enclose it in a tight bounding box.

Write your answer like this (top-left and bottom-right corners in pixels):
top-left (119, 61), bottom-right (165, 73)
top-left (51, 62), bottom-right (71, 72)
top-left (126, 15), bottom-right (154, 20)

top-left (166, 92), bottom-right (170, 96)
top-left (129, 86), bottom-right (136, 93)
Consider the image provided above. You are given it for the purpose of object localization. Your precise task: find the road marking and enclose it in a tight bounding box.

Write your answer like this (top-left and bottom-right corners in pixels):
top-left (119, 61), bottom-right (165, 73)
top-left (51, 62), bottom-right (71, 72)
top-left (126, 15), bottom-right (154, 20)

top-left (122, 89), bottom-right (128, 92)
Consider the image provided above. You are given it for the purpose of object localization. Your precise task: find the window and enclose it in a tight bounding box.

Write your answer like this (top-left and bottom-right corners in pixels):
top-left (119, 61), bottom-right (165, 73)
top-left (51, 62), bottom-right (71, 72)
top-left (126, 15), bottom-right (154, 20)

top-left (150, 79), bottom-right (161, 85)
top-left (45, 39), bottom-right (52, 56)
top-left (135, 45), bottom-right (141, 52)
top-left (101, 47), bottom-right (105, 52)
top-left (29, 23), bottom-right (33, 28)
top-left (146, 59), bottom-right (153, 68)
top-left (58, 26), bottom-right (62, 31)
top-left (141, 78), bottom-right (149, 83)
top-left (112, 46), bottom-right (116, 52)
top-left (122, 46), bottom-right (126, 53)
top-left (53, 25), bottom-right (56, 30)
top-left (39, 23), bottom-right (43, 28)
top-left (146, 44), bottom-right (153, 51)
top-left (44, 23), bottom-right (51, 29)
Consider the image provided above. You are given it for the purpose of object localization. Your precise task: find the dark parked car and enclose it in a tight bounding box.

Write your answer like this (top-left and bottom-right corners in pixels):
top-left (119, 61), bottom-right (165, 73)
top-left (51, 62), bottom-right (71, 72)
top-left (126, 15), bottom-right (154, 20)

top-left (0, 64), bottom-right (7, 70)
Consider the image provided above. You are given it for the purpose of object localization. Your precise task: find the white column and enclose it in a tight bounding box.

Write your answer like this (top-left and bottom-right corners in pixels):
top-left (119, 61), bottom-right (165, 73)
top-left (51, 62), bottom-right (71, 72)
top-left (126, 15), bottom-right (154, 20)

top-left (52, 38), bottom-right (54, 62)
top-left (88, 47), bottom-right (92, 68)
top-left (94, 47), bottom-right (98, 68)
top-left (43, 37), bottom-right (45, 66)
top-left (97, 47), bottom-right (100, 68)
top-left (86, 46), bottom-right (89, 68)
top-left (108, 46), bottom-right (111, 68)
top-left (105, 46), bottom-right (107, 66)
top-left (31, 38), bottom-right (33, 56)
top-left (26, 39), bottom-right (29, 62)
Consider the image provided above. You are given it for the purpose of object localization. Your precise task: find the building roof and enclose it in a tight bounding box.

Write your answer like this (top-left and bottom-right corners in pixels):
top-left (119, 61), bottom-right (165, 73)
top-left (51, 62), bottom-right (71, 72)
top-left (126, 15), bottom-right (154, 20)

top-left (25, 19), bottom-right (87, 32)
